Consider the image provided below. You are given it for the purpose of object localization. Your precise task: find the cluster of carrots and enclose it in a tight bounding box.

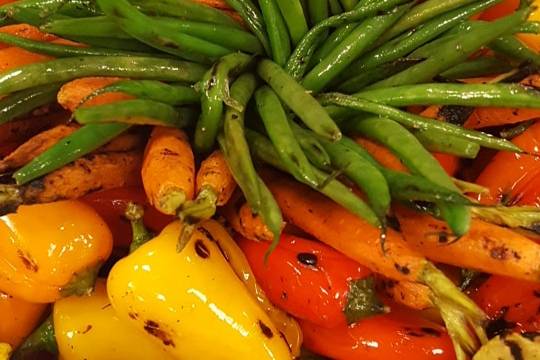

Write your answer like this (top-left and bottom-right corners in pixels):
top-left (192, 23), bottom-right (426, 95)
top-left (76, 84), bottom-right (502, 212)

top-left (1, 0), bottom-right (540, 360)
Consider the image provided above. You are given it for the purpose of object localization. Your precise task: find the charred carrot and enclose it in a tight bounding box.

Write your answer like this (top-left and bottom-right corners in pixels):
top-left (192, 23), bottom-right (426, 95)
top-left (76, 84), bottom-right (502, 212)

top-left (396, 206), bottom-right (540, 282)
top-left (141, 126), bottom-right (195, 216)
top-left (266, 175), bottom-right (488, 359)
top-left (379, 279), bottom-right (434, 311)
top-left (221, 194), bottom-right (275, 243)
top-left (0, 111), bottom-right (70, 146)
top-left (97, 130), bottom-right (145, 153)
top-left (178, 150), bottom-right (236, 249)
top-left (0, 151), bottom-right (142, 211)
top-left (56, 77), bottom-right (127, 112)
top-left (0, 124), bottom-right (77, 172)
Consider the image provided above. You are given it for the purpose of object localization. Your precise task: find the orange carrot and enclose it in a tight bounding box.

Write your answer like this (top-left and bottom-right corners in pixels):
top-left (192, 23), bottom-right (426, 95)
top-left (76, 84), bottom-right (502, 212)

top-left (379, 279), bottom-right (434, 311)
top-left (0, 111), bottom-right (70, 146)
top-left (56, 77), bottom-right (128, 112)
top-left (98, 131), bottom-right (145, 154)
top-left (0, 124), bottom-right (78, 172)
top-left (221, 194), bottom-right (275, 242)
top-left (0, 24), bottom-right (57, 49)
top-left (355, 137), bottom-right (408, 172)
top-left (396, 206), bottom-right (540, 281)
top-left (195, 150), bottom-right (236, 206)
top-left (0, 47), bottom-right (52, 73)
top-left (475, 121), bottom-right (540, 204)
top-left (141, 126), bottom-right (195, 215)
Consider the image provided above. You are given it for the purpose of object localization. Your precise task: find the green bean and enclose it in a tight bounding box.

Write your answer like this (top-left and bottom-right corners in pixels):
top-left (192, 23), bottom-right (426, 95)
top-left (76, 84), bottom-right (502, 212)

top-left (99, 0), bottom-right (231, 63)
top-left (90, 80), bottom-right (199, 106)
top-left (259, 0), bottom-right (291, 66)
top-left (440, 57), bottom-right (513, 80)
top-left (352, 83), bottom-right (540, 108)
top-left (491, 35), bottom-right (540, 66)
top-left (274, 0), bottom-right (309, 45)
top-left (284, 0), bottom-right (408, 80)
top-left (319, 93), bottom-right (522, 152)
top-left (255, 86), bottom-right (319, 187)
top-left (220, 73), bottom-right (261, 213)
top-left (337, 59), bottom-right (419, 93)
top-left (311, 24), bottom-right (356, 66)
top-left (0, 56), bottom-right (207, 96)
top-left (340, 0), bottom-right (358, 11)
top-left (258, 59), bottom-right (341, 141)
top-left (0, 0), bottom-right (98, 26)
top-left (246, 129), bottom-right (381, 227)
top-left (0, 33), bottom-right (147, 58)
top-left (224, 0), bottom-right (271, 55)
top-left (195, 52), bottom-right (253, 154)
top-left (338, 136), bottom-right (472, 205)
top-left (289, 121), bottom-right (332, 169)
top-left (13, 123), bottom-right (130, 185)
top-left (309, 0), bottom-right (329, 26)
top-left (74, 99), bottom-right (197, 127)
top-left (371, 8), bottom-right (528, 89)
top-left (41, 16), bottom-right (130, 39)
top-left (341, 0), bottom-right (501, 78)
top-left (349, 116), bottom-right (470, 236)
top-left (66, 36), bottom-right (157, 52)
top-left (0, 83), bottom-right (61, 125)
top-left (518, 20), bottom-right (540, 34)
top-left (381, 0), bottom-right (478, 42)
top-left (256, 176), bottom-right (283, 255)
top-left (303, 4), bottom-right (409, 93)
top-left (132, 0), bottom-right (240, 28)
top-left (415, 130), bottom-right (480, 159)
top-left (328, 0), bottom-right (343, 15)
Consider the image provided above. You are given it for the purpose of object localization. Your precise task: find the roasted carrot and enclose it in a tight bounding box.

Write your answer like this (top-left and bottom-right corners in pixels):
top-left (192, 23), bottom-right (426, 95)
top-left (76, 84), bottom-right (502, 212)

top-left (265, 175), bottom-right (487, 358)
top-left (57, 77), bottom-right (127, 112)
top-left (0, 111), bottom-right (70, 146)
top-left (0, 151), bottom-right (142, 210)
top-left (396, 205), bottom-right (540, 281)
top-left (475, 121), bottom-right (540, 204)
top-left (98, 130), bottom-right (145, 153)
top-left (0, 124), bottom-right (78, 172)
top-left (142, 126), bottom-right (195, 216)
top-left (354, 137), bottom-right (408, 172)
top-left (0, 24), bottom-right (57, 49)
top-left (379, 279), bottom-right (434, 311)
top-left (0, 47), bottom-right (52, 73)
top-left (221, 194), bottom-right (275, 243)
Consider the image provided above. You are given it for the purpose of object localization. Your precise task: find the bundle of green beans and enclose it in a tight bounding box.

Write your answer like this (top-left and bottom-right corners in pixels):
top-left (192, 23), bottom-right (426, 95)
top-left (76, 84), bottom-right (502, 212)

top-left (2, 0), bottom-right (540, 283)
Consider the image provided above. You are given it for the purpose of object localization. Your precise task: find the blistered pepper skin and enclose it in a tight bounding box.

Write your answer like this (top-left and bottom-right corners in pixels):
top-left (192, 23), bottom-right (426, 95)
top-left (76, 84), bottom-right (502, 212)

top-left (107, 221), bottom-right (292, 360)
top-left (54, 279), bottom-right (173, 360)
top-left (0, 201), bottom-right (113, 303)
top-left (0, 292), bottom-right (47, 348)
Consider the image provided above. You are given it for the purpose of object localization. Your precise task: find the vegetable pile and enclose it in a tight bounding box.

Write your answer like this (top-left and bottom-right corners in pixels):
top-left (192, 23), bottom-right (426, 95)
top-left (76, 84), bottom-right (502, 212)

top-left (1, 0), bottom-right (540, 359)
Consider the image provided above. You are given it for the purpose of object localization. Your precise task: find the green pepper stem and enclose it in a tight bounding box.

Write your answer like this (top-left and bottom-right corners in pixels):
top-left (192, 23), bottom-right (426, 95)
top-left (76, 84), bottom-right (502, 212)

top-left (471, 206), bottom-right (540, 230)
top-left (125, 202), bottom-right (154, 253)
top-left (12, 315), bottom-right (57, 360)
top-left (60, 265), bottom-right (100, 297)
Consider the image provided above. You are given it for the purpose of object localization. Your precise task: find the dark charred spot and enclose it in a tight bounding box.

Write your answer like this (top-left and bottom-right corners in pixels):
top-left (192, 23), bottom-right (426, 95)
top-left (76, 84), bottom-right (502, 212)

top-left (486, 315), bottom-right (516, 339)
top-left (194, 240), bottom-right (210, 259)
top-left (231, 114), bottom-right (238, 120)
top-left (144, 320), bottom-right (175, 347)
top-left (198, 227), bottom-right (216, 243)
top-left (521, 332), bottom-right (540, 341)
top-left (394, 263), bottom-right (410, 275)
top-left (437, 105), bottom-right (474, 125)
top-left (533, 290), bottom-right (540, 298)
top-left (129, 312), bottom-right (139, 320)
top-left (438, 232), bottom-right (449, 244)
top-left (17, 250), bottom-right (38, 272)
top-left (160, 148), bottom-right (179, 156)
top-left (101, 303), bottom-right (112, 310)
top-left (490, 246), bottom-right (510, 260)
top-left (404, 328), bottom-right (424, 337)
top-left (297, 253), bottom-right (318, 267)
top-left (281, 292), bottom-right (288, 300)
top-left (420, 327), bottom-right (441, 337)
top-left (81, 325), bottom-right (92, 334)
top-left (258, 320), bottom-right (273, 339)
top-left (504, 339), bottom-right (524, 360)
top-left (279, 332), bottom-right (291, 353)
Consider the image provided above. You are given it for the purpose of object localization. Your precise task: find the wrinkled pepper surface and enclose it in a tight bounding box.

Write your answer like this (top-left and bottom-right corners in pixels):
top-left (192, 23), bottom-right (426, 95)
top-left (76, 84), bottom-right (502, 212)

top-left (107, 221), bottom-right (292, 360)
top-left (0, 200), bottom-right (113, 303)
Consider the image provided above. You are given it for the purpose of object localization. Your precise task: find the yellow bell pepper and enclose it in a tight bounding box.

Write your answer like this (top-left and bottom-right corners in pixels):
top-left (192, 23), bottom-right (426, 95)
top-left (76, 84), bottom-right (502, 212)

top-left (54, 279), bottom-right (174, 360)
top-left (517, 0), bottom-right (540, 52)
top-left (0, 200), bottom-right (113, 303)
top-left (0, 343), bottom-right (11, 360)
top-left (0, 291), bottom-right (47, 348)
top-left (107, 221), bottom-right (293, 360)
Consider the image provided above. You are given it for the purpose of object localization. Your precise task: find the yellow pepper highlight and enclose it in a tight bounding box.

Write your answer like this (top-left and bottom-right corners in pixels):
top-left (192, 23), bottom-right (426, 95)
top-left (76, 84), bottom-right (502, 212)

top-left (55, 279), bottom-right (174, 360)
top-left (108, 221), bottom-right (292, 360)
top-left (0, 200), bottom-right (113, 303)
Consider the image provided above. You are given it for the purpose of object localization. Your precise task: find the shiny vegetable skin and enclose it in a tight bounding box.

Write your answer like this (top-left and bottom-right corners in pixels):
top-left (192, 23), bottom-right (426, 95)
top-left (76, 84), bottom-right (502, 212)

top-left (107, 221), bottom-right (292, 360)
top-left (259, 0), bottom-right (291, 66)
top-left (258, 59), bottom-right (341, 141)
top-left (0, 83), bottom-right (61, 125)
top-left (0, 293), bottom-right (46, 348)
top-left (225, 0), bottom-right (271, 54)
top-left (0, 56), bottom-right (207, 96)
top-left (239, 234), bottom-right (384, 328)
top-left (300, 308), bottom-right (455, 360)
top-left (274, 0), bottom-right (308, 45)
top-left (0, 201), bottom-right (112, 303)
top-left (53, 279), bottom-right (174, 360)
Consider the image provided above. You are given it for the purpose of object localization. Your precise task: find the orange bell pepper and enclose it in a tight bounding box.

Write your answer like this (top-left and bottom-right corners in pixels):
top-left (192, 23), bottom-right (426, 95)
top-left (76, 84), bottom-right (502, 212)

top-left (0, 292), bottom-right (47, 348)
top-left (0, 200), bottom-right (113, 303)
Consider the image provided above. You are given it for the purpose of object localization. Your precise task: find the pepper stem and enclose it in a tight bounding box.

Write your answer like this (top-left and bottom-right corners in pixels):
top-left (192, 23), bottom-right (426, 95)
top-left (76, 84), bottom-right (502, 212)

top-left (421, 263), bottom-right (487, 359)
top-left (177, 186), bottom-right (218, 252)
top-left (125, 202), bottom-right (154, 253)
top-left (471, 205), bottom-right (540, 231)
top-left (0, 184), bottom-right (22, 215)
top-left (60, 265), bottom-right (100, 297)
top-left (12, 315), bottom-right (57, 360)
